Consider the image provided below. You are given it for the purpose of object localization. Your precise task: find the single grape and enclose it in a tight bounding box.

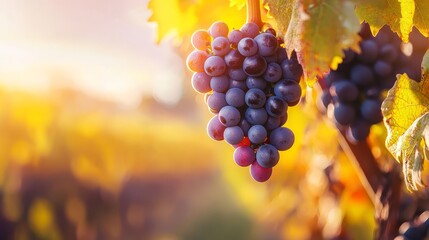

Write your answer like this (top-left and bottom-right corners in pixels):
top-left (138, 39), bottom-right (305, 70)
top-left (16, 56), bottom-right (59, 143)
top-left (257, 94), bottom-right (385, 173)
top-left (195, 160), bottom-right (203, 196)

top-left (209, 21), bottom-right (229, 38)
top-left (211, 36), bottom-right (230, 56)
top-left (270, 127), bottom-right (294, 151)
top-left (248, 125), bottom-right (267, 144)
top-left (379, 44), bottom-right (399, 63)
top-left (210, 75), bottom-right (229, 93)
top-left (204, 56), bottom-right (226, 76)
top-left (264, 28), bottom-right (276, 36)
top-left (191, 29), bottom-right (211, 50)
top-left (207, 115), bottom-right (226, 141)
top-left (238, 37), bottom-right (258, 57)
top-left (234, 146), bottom-right (256, 167)
top-left (245, 108), bottom-right (268, 125)
top-left (228, 29), bottom-right (245, 48)
top-left (280, 53), bottom-right (303, 82)
top-left (329, 80), bottom-right (359, 102)
top-left (186, 50), bottom-right (209, 72)
top-left (358, 39), bottom-right (378, 63)
top-left (274, 80), bottom-right (302, 106)
top-left (360, 99), bottom-right (382, 124)
top-left (263, 62), bottom-right (282, 83)
top-left (243, 55), bottom-right (267, 77)
top-left (240, 22), bottom-right (260, 38)
top-left (246, 76), bottom-right (267, 90)
top-left (225, 88), bottom-right (245, 107)
top-left (245, 88), bottom-right (266, 108)
top-left (239, 119), bottom-right (251, 136)
top-left (256, 144), bottom-right (280, 168)
top-left (224, 126), bottom-right (244, 145)
top-left (229, 79), bottom-right (248, 91)
top-left (250, 161), bottom-right (272, 182)
top-left (207, 92), bottom-right (227, 113)
top-left (218, 105), bottom-right (241, 127)
top-left (224, 49), bottom-right (245, 68)
top-left (228, 68), bottom-right (247, 81)
top-left (347, 119), bottom-right (371, 142)
top-left (350, 64), bottom-right (374, 86)
top-left (191, 72), bottom-right (212, 93)
top-left (265, 114), bottom-right (287, 131)
top-left (373, 60), bottom-right (392, 77)
top-left (333, 102), bottom-right (356, 125)
top-left (254, 33), bottom-right (278, 56)
top-left (265, 96), bottom-right (287, 117)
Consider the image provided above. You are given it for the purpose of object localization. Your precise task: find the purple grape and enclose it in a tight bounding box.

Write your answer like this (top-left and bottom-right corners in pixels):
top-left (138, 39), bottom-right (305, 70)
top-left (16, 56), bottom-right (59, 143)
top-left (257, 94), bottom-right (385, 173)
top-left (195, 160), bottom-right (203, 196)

top-left (218, 105), bottom-right (241, 127)
top-left (243, 55), bottom-right (267, 77)
top-left (228, 68), bottom-right (247, 81)
top-left (329, 80), bottom-right (359, 102)
top-left (239, 119), bottom-right (251, 136)
top-left (245, 88), bottom-right (266, 108)
top-left (265, 115), bottom-right (286, 131)
top-left (350, 64), bottom-right (374, 86)
top-left (254, 33), bottom-right (278, 56)
top-left (234, 146), bottom-right (255, 167)
top-left (191, 72), bottom-right (212, 93)
top-left (187, 50), bottom-right (209, 72)
top-left (373, 60), bottom-right (392, 77)
top-left (225, 88), bottom-right (245, 107)
top-left (265, 96), bottom-right (287, 117)
top-left (248, 125), bottom-right (267, 144)
top-left (264, 28), bottom-right (276, 36)
top-left (228, 29), bottom-right (245, 48)
top-left (270, 127), bottom-right (294, 151)
top-left (204, 56), bottom-right (226, 76)
top-left (224, 49), bottom-right (245, 68)
top-left (207, 115), bottom-right (226, 141)
top-left (379, 44), bottom-right (398, 63)
top-left (246, 76), bottom-right (267, 90)
top-left (207, 92), bottom-right (227, 112)
top-left (211, 36), bottom-right (230, 56)
top-left (245, 108), bottom-right (268, 125)
top-left (240, 22), bottom-right (260, 38)
top-left (360, 99), bottom-right (382, 124)
top-left (229, 79), bottom-right (248, 91)
top-left (224, 126), bottom-right (244, 145)
top-left (210, 75), bottom-right (229, 92)
top-left (263, 62), bottom-right (282, 82)
top-left (280, 54), bottom-right (303, 82)
top-left (357, 39), bottom-right (378, 63)
top-left (256, 144), bottom-right (279, 168)
top-left (347, 119), bottom-right (371, 142)
top-left (250, 161), bottom-right (272, 182)
top-left (209, 21), bottom-right (229, 38)
top-left (333, 102), bottom-right (356, 125)
top-left (274, 80), bottom-right (302, 106)
top-left (238, 38), bottom-right (258, 57)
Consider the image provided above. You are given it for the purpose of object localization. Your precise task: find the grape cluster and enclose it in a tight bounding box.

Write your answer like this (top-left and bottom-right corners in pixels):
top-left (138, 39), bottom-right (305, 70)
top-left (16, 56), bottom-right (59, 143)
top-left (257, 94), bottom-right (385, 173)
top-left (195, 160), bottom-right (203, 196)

top-left (319, 24), bottom-right (427, 142)
top-left (187, 21), bottom-right (303, 182)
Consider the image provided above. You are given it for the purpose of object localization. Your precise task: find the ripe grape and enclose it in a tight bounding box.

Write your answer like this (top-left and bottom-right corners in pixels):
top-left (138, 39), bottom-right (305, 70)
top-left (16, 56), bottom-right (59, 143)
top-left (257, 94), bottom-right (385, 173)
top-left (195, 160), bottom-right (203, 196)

top-left (187, 21), bottom-right (303, 182)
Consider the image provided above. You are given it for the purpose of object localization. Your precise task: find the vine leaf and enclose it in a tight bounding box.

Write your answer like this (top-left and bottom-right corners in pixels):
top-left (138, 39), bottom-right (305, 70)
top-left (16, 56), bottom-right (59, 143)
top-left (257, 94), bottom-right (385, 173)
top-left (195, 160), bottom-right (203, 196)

top-left (264, 0), bottom-right (294, 37)
top-left (381, 50), bottom-right (429, 191)
top-left (303, 0), bottom-right (361, 86)
top-left (414, 0), bottom-right (429, 37)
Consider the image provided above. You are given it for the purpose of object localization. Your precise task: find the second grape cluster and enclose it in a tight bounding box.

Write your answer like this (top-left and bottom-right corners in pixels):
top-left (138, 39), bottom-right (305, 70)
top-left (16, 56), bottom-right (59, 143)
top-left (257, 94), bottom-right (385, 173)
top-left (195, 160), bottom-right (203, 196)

top-left (187, 21), bottom-right (303, 182)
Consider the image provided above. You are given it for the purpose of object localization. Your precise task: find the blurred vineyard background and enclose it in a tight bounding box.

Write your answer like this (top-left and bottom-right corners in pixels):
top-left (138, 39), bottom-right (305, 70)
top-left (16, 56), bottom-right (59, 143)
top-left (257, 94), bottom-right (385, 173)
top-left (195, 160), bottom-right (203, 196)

top-left (0, 0), bottom-right (378, 239)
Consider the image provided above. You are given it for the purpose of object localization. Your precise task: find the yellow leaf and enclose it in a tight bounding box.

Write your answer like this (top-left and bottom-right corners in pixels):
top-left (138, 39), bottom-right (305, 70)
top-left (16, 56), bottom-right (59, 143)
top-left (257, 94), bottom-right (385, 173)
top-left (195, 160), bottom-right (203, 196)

top-left (356, 0), bottom-right (415, 42)
top-left (414, 0), bottom-right (429, 37)
top-left (299, 0), bottom-right (361, 86)
top-left (381, 51), bottom-right (429, 190)
top-left (265, 0), bottom-right (295, 37)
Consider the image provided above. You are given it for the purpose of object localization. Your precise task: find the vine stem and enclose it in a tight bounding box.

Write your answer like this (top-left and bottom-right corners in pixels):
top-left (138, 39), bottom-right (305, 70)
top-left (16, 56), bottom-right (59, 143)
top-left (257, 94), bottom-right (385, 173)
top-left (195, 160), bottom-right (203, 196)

top-left (246, 0), bottom-right (263, 28)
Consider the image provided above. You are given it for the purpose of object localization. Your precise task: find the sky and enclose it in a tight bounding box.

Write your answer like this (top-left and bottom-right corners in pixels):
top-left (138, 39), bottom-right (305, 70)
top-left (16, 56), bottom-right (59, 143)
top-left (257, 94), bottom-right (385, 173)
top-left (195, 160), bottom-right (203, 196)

top-left (0, 0), bottom-right (185, 107)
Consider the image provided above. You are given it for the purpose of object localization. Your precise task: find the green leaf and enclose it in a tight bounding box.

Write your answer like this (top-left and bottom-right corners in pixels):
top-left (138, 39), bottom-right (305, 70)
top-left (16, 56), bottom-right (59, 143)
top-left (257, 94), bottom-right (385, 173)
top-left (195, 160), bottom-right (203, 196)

top-left (299, 0), bottom-right (362, 86)
top-left (381, 50), bottom-right (429, 191)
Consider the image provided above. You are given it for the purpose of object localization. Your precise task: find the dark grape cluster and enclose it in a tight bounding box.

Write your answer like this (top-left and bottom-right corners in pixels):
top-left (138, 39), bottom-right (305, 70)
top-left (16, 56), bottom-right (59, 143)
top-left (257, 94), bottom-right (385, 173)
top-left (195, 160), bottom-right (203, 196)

top-left (319, 23), bottom-right (427, 142)
top-left (187, 21), bottom-right (303, 182)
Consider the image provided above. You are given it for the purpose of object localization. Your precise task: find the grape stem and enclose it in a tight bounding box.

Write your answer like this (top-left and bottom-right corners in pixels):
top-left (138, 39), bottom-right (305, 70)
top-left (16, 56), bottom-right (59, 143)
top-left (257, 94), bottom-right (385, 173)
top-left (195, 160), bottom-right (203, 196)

top-left (246, 0), bottom-right (263, 28)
